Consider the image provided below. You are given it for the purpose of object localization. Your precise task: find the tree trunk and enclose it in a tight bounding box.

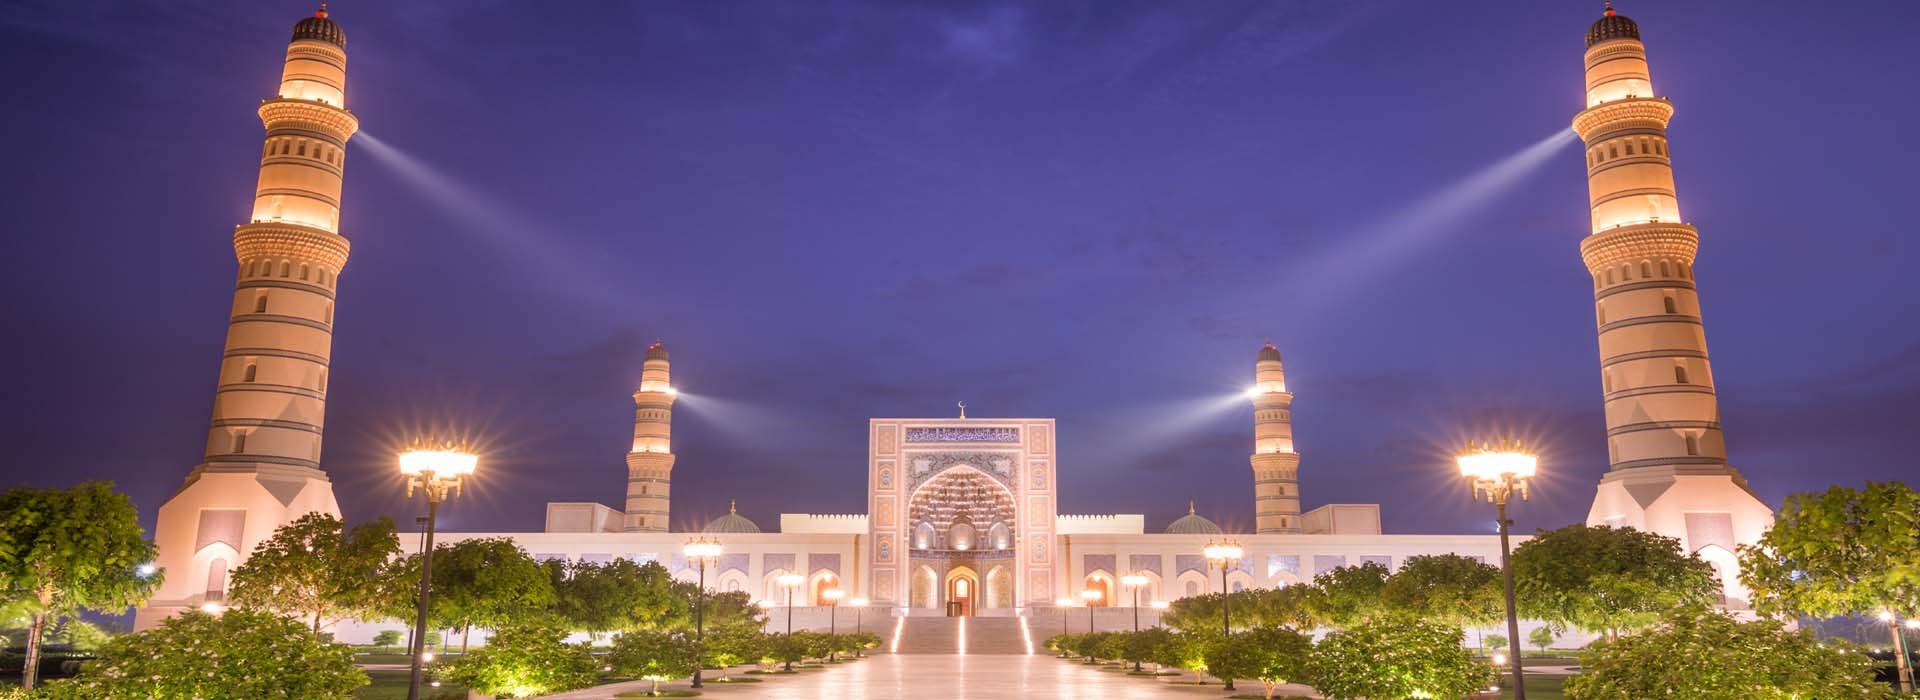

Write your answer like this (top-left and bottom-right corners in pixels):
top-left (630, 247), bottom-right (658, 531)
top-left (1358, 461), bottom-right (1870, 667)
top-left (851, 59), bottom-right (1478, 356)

top-left (313, 610), bottom-right (323, 635)
top-left (650, 677), bottom-right (660, 696)
top-left (462, 622), bottom-right (472, 654)
top-left (21, 611), bottom-right (47, 690)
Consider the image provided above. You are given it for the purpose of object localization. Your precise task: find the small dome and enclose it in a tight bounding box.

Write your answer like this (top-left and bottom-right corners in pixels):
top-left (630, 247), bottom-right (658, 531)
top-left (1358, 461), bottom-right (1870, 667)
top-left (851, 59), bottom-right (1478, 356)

top-left (645, 341), bottom-right (670, 362)
top-left (1165, 502), bottom-right (1222, 535)
top-left (1586, 6), bottom-right (1639, 47)
top-left (1257, 342), bottom-right (1282, 363)
top-left (702, 500), bottom-right (759, 533)
top-left (291, 6), bottom-right (345, 48)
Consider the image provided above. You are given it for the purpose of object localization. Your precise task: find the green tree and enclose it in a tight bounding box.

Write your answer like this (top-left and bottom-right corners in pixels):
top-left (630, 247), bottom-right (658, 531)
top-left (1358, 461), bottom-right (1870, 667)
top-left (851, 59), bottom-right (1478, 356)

top-left (1205, 627), bottom-right (1311, 699)
top-left (1513, 524), bottom-right (1718, 639)
top-left (1528, 625), bottom-right (1557, 653)
top-left (1381, 554), bottom-right (1503, 628)
top-left (766, 632), bottom-right (807, 670)
top-left (1245, 584), bottom-right (1319, 630)
top-left (1153, 632), bottom-right (1212, 683)
top-left (227, 512), bottom-right (399, 634)
top-left (1161, 590), bottom-right (1265, 634)
top-left (1310, 618), bottom-right (1495, 700)
top-left (1483, 633), bottom-right (1508, 653)
top-left (1121, 627), bottom-right (1174, 671)
top-left (701, 625), bottom-right (765, 679)
top-left (34, 608), bottom-right (366, 700)
top-left (439, 623), bottom-right (596, 698)
top-left (417, 538), bottom-right (555, 652)
top-left (372, 629), bottom-right (404, 648)
top-left (1564, 607), bottom-right (1892, 700)
top-left (1739, 482), bottom-right (1920, 627)
top-left (1307, 562), bottom-right (1392, 628)
top-left (0, 482), bottom-right (159, 690)
top-left (550, 559), bottom-right (687, 636)
top-left (610, 629), bottom-right (701, 696)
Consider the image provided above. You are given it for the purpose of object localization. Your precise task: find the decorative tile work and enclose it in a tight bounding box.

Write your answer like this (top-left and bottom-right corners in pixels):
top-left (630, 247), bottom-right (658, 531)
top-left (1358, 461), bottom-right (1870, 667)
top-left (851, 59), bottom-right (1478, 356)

top-left (1175, 555), bottom-right (1206, 576)
top-left (1129, 554), bottom-right (1163, 578)
top-left (875, 570), bottom-right (896, 602)
top-left (579, 553), bottom-right (613, 564)
top-left (195, 510), bottom-right (246, 553)
top-left (763, 552), bottom-right (796, 575)
top-left (669, 554), bottom-right (687, 573)
top-left (907, 452), bottom-right (1017, 490)
top-left (1684, 512), bottom-right (1735, 553)
top-left (626, 553), bottom-right (659, 565)
top-left (1361, 555), bottom-right (1392, 571)
top-left (1236, 557), bottom-right (1254, 575)
top-left (1312, 555), bottom-right (1347, 575)
top-left (1084, 554), bottom-right (1116, 576)
top-left (905, 427), bottom-right (1020, 443)
top-left (1268, 554), bottom-right (1301, 578)
top-left (719, 553), bottom-right (749, 576)
top-left (877, 425), bottom-right (897, 455)
top-left (809, 553), bottom-right (841, 577)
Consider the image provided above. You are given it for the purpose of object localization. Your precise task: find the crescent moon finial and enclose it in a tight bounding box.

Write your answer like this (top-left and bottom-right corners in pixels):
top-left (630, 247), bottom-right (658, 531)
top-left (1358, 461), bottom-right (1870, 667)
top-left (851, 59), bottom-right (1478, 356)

top-left (957, 400), bottom-right (967, 419)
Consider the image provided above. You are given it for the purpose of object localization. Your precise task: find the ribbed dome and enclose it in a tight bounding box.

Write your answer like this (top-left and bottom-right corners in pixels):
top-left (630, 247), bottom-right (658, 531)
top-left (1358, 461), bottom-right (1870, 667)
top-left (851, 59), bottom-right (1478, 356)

top-left (645, 341), bottom-right (670, 362)
top-left (702, 501), bottom-right (759, 533)
top-left (1165, 503), bottom-right (1222, 535)
top-left (1586, 8), bottom-right (1639, 47)
top-left (1257, 342), bottom-right (1282, 363)
top-left (291, 7), bottom-right (345, 48)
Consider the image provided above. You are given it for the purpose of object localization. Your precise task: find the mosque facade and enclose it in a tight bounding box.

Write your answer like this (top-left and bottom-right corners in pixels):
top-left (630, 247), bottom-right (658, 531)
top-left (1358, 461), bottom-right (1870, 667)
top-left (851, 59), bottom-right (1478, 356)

top-left (136, 6), bottom-right (1771, 634)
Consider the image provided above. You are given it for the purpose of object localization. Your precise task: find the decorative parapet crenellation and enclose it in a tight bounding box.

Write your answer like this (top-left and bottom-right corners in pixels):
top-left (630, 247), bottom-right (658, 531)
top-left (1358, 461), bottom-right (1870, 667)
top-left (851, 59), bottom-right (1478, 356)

top-left (233, 222), bottom-right (351, 270)
top-left (1580, 222), bottom-right (1699, 271)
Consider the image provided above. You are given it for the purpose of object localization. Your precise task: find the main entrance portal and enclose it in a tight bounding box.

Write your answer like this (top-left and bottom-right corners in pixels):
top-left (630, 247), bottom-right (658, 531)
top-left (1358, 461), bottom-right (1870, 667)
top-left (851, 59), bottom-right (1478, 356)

top-left (867, 419), bottom-right (1058, 613)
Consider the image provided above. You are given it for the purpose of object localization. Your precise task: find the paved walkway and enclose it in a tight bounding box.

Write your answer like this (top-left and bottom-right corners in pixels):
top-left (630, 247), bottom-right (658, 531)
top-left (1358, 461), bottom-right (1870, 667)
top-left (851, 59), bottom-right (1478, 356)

top-left (540, 655), bottom-right (1317, 699)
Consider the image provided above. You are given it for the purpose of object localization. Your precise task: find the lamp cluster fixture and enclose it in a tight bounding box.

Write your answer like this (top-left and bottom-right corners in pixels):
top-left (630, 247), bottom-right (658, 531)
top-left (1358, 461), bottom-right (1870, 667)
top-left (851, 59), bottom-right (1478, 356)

top-left (398, 443), bottom-right (477, 502)
top-left (1457, 440), bottom-right (1536, 505)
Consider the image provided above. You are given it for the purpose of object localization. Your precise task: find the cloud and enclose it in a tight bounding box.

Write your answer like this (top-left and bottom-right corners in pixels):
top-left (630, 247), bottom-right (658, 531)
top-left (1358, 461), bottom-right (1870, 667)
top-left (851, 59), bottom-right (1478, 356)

top-left (938, 6), bottom-right (1031, 70)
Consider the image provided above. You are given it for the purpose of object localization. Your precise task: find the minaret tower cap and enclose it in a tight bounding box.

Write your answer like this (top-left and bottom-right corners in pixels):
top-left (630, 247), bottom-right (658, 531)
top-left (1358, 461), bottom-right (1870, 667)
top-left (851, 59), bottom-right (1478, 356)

top-left (292, 3), bottom-right (345, 47)
top-left (1587, 2), bottom-right (1640, 47)
top-left (645, 340), bottom-right (670, 362)
top-left (1256, 341), bottom-right (1282, 363)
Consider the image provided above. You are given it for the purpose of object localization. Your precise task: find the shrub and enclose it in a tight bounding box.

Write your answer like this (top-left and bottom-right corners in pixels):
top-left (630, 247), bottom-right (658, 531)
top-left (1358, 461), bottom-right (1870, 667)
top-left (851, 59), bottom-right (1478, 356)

top-left (32, 609), bottom-right (366, 700)
top-left (1311, 618), bottom-right (1494, 700)
top-left (610, 630), bottom-right (700, 697)
top-left (438, 624), bottom-right (597, 698)
top-left (701, 625), bottom-right (765, 678)
top-left (1206, 628), bottom-right (1312, 699)
top-left (1091, 631), bottom-right (1130, 662)
top-left (1564, 607), bottom-right (1893, 700)
top-left (1121, 627), bottom-right (1174, 669)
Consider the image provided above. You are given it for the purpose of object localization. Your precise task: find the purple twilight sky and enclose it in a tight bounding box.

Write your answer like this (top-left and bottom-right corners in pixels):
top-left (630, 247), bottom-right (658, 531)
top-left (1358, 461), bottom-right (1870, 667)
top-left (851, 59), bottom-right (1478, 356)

top-left (2, 1), bottom-right (1917, 539)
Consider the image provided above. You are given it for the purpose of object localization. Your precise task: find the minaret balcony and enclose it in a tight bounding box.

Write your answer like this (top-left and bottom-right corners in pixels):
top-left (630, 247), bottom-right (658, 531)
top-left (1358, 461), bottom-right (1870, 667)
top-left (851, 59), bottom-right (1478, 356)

top-left (258, 98), bottom-right (359, 141)
top-left (1580, 221), bottom-right (1698, 272)
top-left (1572, 97), bottom-right (1673, 142)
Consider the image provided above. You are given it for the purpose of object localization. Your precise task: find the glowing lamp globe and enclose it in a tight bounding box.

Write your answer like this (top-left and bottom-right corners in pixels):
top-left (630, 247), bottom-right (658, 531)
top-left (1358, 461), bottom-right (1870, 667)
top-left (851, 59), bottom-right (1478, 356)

top-left (1056, 598), bottom-right (1075, 608)
top-left (1151, 601), bottom-right (1170, 610)
top-left (823, 588), bottom-right (845, 603)
top-left (849, 597), bottom-right (869, 607)
top-left (777, 573), bottom-right (804, 588)
top-left (1079, 589), bottom-right (1102, 603)
top-left (683, 540), bottom-right (723, 560)
top-left (399, 448), bottom-right (477, 477)
top-left (1457, 445), bottom-right (1538, 480)
top-left (1203, 542), bottom-right (1244, 563)
top-left (1121, 574), bottom-right (1148, 588)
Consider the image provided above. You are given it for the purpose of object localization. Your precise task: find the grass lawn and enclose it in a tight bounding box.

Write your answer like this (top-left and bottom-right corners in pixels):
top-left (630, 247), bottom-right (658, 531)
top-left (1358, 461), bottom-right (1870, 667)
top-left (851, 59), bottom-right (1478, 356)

top-left (1498, 673), bottom-right (1568, 700)
top-left (355, 669), bottom-right (468, 700)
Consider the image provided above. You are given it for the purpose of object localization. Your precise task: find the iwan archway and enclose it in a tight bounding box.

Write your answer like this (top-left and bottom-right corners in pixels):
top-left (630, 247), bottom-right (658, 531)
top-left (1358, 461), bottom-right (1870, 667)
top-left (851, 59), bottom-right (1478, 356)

top-left (866, 419), bottom-right (1058, 613)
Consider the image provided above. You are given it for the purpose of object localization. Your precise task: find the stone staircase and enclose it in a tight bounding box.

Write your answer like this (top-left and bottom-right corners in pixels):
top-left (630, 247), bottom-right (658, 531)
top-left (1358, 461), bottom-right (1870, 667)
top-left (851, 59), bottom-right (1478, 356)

top-left (891, 616), bottom-right (1033, 655)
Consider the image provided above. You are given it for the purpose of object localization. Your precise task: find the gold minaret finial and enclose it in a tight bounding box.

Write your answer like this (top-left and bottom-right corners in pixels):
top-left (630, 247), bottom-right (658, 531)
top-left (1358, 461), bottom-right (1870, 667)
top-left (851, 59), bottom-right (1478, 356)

top-left (1603, 1), bottom-right (1615, 17)
top-left (729, 499), bottom-right (737, 514)
top-left (1188, 500), bottom-right (1196, 515)
top-left (317, 2), bottom-right (328, 18)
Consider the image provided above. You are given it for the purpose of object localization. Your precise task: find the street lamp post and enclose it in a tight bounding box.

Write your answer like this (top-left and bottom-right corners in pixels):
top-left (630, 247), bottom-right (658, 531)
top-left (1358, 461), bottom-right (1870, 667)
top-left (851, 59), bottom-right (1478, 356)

top-left (683, 538), bottom-right (723, 688)
top-left (849, 597), bottom-right (868, 657)
top-left (1121, 574), bottom-right (1149, 671)
top-left (1202, 540), bottom-right (1244, 692)
top-left (778, 573), bottom-right (804, 671)
top-left (1056, 598), bottom-right (1074, 655)
top-left (1879, 611), bottom-right (1916, 691)
top-left (1080, 588), bottom-right (1102, 637)
top-left (823, 588), bottom-right (844, 661)
top-left (1459, 440), bottom-right (1537, 700)
top-left (399, 445), bottom-right (477, 700)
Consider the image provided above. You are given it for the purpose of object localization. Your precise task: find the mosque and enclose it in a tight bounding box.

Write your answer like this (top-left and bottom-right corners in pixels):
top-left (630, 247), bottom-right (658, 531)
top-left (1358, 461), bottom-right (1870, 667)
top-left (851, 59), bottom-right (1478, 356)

top-left (133, 5), bottom-right (1775, 633)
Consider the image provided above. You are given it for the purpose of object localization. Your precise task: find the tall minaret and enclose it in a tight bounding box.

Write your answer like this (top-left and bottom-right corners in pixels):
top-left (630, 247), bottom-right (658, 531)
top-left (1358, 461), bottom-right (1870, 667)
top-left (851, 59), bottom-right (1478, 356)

top-left (624, 341), bottom-right (678, 531)
top-left (1248, 342), bottom-right (1301, 533)
top-left (1574, 4), bottom-right (1771, 605)
top-left (138, 6), bottom-right (360, 629)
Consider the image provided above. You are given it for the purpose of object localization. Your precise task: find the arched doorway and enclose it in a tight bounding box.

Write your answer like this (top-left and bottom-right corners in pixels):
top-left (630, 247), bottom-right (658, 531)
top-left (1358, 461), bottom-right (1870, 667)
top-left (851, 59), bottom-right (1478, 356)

top-left (945, 566), bottom-right (980, 617)
top-left (809, 572), bottom-right (841, 606)
top-left (1082, 572), bottom-right (1115, 608)
top-left (911, 566), bottom-right (938, 609)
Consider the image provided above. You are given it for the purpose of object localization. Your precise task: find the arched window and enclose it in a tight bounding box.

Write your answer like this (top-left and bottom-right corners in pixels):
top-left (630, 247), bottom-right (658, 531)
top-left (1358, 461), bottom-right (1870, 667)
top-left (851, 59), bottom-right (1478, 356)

top-left (1605, 269), bottom-right (1615, 285)
top-left (1620, 264), bottom-right (1632, 281)
top-left (1664, 296), bottom-right (1677, 314)
top-left (299, 264), bottom-right (309, 281)
top-left (206, 559), bottom-right (229, 602)
top-left (1641, 261), bottom-right (1652, 278)
top-left (232, 433), bottom-right (246, 453)
top-left (1603, 371), bottom-right (1613, 393)
top-left (279, 261), bottom-right (291, 277)
top-left (297, 143), bottom-right (306, 156)
top-left (254, 294), bottom-right (268, 313)
top-left (324, 303), bottom-right (333, 324)
top-left (318, 369), bottom-right (327, 392)
top-left (1596, 304), bottom-right (1606, 325)
top-left (1675, 366), bottom-right (1690, 384)
top-left (1684, 434), bottom-right (1700, 456)
top-left (1184, 580), bottom-right (1200, 597)
top-left (242, 364), bottom-right (256, 382)
top-left (1609, 145), bottom-right (1618, 158)
top-left (1660, 260), bottom-right (1670, 277)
